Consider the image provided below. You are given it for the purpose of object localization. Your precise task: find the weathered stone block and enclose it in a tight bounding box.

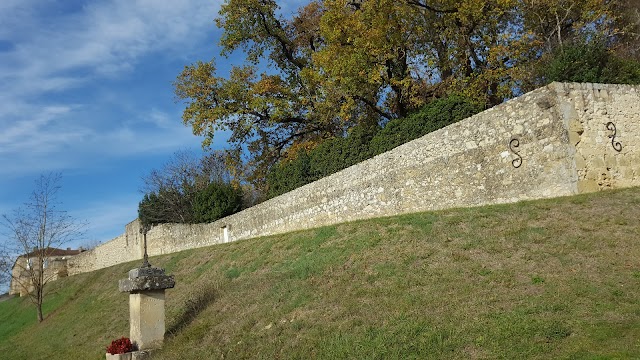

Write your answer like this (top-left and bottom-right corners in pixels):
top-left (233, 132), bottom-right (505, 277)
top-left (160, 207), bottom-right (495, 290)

top-left (119, 276), bottom-right (175, 293)
top-left (129, 291), bottom-right (166, 350)
top-left (577, 180), bottom-right (599, 193)
top-left (106, 352), bottom-right (132, 360)
top-left (105, 351), bottom-right (150, 360)
top-left (119, 267), bottom-right (175, 293)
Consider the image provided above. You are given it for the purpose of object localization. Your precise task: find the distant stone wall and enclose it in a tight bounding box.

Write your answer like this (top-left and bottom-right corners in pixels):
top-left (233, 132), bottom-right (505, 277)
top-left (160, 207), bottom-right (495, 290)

top-left (68, 220), bottom-right (143, 276)
top-left (11, 255), bottom-right (78, 296)
top-left (68, 82), bottom-right (640, 275)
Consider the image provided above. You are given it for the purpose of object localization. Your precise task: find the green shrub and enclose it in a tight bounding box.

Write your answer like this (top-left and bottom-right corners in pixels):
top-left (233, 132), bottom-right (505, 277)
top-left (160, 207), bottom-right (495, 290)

top-left (137, 150), bottom-right (238, 227)
top-left (192, 182), bottom-right (243, 223)
top-left (369, 95), bottom-right (482, 155)
top-left (265, 95), bottom-right (482, 199)
top-left (138, 190), bottom-right (190, 227)
top-left (266, 151), bottom-right (314, 199)
top-left (308, 124), bottom-right (379, 179)
top-left (543, 42), bottom-right (640, 84)
top-left (138, 193), bottom-right (159, 226)
top-left (266, 125), bottom-right (379, 198)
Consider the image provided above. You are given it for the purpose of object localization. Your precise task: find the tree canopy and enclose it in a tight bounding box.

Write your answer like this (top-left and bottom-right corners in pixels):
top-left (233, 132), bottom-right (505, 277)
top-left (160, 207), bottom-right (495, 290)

top-left (175, 0), bottom-right (639, 191)
top-left (138, 150), bottom-right (243, 228)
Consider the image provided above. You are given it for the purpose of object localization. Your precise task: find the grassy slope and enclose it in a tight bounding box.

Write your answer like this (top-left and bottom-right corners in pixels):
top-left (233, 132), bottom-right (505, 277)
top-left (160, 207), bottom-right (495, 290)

top-left (1, 188), bottom-right (640, 359)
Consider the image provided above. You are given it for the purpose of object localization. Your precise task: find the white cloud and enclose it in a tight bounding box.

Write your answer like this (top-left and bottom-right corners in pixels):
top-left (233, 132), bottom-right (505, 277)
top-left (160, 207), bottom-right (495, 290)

top-left (0, 0), bottom-right (306, 259)
top-left (94, 123), bottom-right (196, 156)
top-left (144, 108), bottom-right (174, 129)
top-left (0, 106), bottom-right (85, 153)
top-left (0, 0), bottom-right (223, 176)
top-left (0, 0), bottom-right (305, 180)
top-left (0, 0), bottom-right (37, 39)
top-left (0, 0), bottom-right (219, 96)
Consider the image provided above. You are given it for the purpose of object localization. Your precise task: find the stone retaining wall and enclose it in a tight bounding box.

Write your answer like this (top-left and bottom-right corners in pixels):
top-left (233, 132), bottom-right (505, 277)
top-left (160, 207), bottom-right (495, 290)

top-left (67, 82), bottom-right (640, 275)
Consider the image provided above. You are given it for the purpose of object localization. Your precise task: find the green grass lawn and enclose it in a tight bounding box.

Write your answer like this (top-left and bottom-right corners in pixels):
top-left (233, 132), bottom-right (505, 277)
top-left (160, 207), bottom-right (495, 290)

top-left (1, 187), bottom-right (640, 359)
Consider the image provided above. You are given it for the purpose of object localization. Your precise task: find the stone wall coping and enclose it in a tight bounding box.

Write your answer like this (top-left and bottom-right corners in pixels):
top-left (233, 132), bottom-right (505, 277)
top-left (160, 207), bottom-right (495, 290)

top-left (118, 267), bottom-right (175, 293)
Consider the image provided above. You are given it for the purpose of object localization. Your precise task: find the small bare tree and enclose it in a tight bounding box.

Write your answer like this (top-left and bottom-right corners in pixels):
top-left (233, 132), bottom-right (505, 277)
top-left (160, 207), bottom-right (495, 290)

top-left (1, 173), bottom-right (85, 322)
top-left (0, 251), bottom-right (10, 294)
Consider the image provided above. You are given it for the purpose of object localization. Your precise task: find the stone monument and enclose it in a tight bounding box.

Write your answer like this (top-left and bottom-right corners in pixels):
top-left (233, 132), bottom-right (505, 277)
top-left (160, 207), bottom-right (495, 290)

top-left (118, 229), bottom-right (175, 351)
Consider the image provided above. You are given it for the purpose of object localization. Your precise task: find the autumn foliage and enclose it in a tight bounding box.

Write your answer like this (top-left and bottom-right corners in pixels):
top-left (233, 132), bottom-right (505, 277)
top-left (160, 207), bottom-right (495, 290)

top-left (175, 0), bottom-right (640, 192)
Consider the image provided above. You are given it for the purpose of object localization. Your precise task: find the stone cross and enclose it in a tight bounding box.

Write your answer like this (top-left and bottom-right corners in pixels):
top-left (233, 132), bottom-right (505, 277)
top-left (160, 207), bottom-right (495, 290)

top-left (119, 266), bottom-right (175, 350)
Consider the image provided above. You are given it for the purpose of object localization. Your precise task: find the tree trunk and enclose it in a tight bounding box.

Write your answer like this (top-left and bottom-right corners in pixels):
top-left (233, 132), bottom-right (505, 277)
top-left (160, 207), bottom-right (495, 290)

top-left (36, 285), bottom-right (44, 322)
top-left (37, 304), bottom-right (43, 322)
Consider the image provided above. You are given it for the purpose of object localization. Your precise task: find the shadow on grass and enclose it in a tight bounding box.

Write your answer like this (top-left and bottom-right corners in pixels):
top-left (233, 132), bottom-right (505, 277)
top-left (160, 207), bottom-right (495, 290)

top-left (166, 284), bottom-right (217, 337)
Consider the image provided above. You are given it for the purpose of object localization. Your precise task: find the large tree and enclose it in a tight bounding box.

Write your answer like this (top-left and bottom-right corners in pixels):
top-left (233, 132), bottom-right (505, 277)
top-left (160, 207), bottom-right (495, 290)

top-left (0, 174), bottom-right (85, 322)
top-left (316, 0), bottom-right (429, 118)
top-left (176, 1), bottom-right (341, 190)
top-left (175, 0), bottom-right (626, 190)
top-left (610, 0), bottom-right (640, 59)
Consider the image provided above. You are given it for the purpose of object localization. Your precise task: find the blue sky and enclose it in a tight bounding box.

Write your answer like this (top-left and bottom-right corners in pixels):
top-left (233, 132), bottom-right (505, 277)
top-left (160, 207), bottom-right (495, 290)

top-left (0, 0), bottom-right (305, 250)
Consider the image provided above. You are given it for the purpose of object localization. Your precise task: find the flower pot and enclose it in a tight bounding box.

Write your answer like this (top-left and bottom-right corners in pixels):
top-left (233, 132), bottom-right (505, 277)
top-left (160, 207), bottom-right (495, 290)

top-left (106, 352), bottom-right (133, 360)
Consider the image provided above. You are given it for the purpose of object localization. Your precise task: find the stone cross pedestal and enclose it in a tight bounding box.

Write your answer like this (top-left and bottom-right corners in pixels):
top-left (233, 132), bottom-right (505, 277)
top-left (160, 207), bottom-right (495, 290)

top-left (119, 267), bottom-right (175, 350)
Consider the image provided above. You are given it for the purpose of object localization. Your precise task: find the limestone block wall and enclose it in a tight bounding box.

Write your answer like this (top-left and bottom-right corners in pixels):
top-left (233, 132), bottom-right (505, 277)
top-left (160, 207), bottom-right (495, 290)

top-left (555, 83), bottom-right (640, 192)
top-left (68, 83), bottom-right (640, 275)
top-left (145, 222), bottom-right (224, 257)
top-left (9, 257), bottom-right (29, 296)
top-left (68, 220), bottom-right (143, 275)
top-left (10, 256), bottom-right (77, 296)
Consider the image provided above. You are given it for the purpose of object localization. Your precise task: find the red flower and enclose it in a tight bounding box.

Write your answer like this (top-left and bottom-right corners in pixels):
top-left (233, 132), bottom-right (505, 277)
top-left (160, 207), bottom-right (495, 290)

top-left (106, 337), bottom-right (134, 354)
